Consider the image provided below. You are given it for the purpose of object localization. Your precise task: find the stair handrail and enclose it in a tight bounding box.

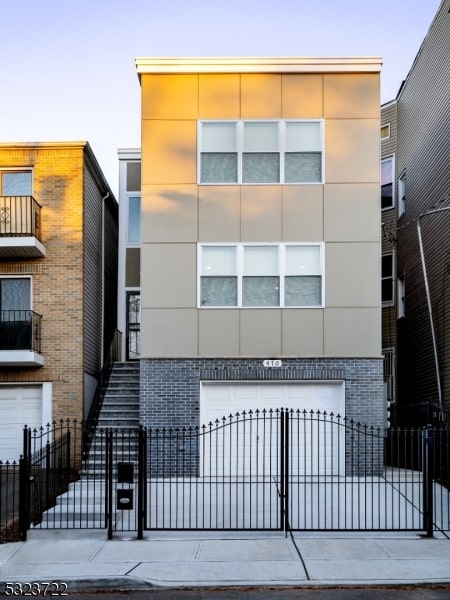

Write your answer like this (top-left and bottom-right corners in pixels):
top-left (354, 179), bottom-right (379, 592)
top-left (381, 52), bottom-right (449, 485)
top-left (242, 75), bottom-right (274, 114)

top-left (83, 329), bottom-right (122, 457)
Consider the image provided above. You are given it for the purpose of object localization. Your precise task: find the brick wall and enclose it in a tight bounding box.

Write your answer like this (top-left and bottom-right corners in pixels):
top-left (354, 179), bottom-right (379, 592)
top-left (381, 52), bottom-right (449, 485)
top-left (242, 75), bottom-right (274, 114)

top-left (140, 357), bottom-right (385, 430)
top-left (0, 145), bottom-right (90, 423)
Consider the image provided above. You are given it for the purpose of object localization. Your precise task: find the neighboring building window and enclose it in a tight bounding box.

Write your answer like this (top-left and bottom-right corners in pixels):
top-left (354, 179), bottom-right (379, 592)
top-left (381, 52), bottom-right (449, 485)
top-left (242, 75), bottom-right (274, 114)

top-left (127, 196), bottom-right (141, 244)
top-left (382, 347), bottom-right (395, 404)
top-left (397, 274), bottom-right (405, 318)
top-left (381, 157), bottom-right (394, 210)
top-left (199, 120), bottom-right (323, 184)
top-left (382, 252), bottom-right (394, 305)
top-left (0, 277), bottom-right (31, 316)
top-left (0, 170), bottom-right (32, 196)
top-left (199, 243), bottom-right (323, 308)
top-left (380, 124), bottom-right (390, 140)
top-left (398, 171), bottom-right (406, 217)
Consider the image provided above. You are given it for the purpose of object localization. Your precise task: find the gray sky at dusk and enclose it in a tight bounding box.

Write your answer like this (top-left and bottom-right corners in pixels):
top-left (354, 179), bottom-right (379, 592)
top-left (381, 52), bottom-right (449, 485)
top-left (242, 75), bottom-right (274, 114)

top-left (1, 0), bottom-right (442, 196)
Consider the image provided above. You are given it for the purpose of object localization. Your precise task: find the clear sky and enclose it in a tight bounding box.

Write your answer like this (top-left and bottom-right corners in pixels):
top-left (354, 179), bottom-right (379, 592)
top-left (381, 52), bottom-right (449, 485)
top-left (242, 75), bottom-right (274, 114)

top-left (1, 0), bottom-right (442, 197)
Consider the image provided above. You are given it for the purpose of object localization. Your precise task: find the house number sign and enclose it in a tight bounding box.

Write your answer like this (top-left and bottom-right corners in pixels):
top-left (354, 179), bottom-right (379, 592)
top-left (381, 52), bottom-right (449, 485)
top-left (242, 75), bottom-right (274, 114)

top-left (263, 359), bottom-right (282, 367)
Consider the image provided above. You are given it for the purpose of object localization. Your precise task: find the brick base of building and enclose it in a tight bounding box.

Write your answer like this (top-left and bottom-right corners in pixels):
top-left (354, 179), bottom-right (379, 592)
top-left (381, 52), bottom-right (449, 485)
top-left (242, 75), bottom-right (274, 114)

top-left (140, 357), bottom-right (385, 430)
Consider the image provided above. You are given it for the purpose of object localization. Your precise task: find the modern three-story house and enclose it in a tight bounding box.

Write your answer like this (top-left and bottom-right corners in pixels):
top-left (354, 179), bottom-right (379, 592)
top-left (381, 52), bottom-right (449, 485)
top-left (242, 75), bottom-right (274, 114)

top-left (133, 56), bottom-right (385, 454)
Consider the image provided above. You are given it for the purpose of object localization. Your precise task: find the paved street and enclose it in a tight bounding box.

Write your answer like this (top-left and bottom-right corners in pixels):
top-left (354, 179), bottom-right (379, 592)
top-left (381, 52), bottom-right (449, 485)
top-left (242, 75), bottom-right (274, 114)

top-left (65, 586), bottom-right (450, 598)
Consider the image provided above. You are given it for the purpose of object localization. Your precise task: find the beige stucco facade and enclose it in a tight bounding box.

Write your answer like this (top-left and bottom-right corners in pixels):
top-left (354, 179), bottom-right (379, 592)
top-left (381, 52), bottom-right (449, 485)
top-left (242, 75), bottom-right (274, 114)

top-left (137, 58), bottom-right (382, 359)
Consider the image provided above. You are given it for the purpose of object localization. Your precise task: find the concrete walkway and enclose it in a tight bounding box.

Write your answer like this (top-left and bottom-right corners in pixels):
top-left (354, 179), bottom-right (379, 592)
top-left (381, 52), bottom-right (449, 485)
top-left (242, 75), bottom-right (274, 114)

top-left (1, 529), bottom-right (450, 592)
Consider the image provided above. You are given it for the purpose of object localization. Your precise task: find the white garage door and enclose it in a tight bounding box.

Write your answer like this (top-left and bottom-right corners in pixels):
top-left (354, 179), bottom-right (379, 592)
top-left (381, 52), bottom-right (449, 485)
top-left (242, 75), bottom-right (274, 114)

top-left (200, 382), bottom-right (345, 476)
top-left (0, 386), bottom-right (42, 462)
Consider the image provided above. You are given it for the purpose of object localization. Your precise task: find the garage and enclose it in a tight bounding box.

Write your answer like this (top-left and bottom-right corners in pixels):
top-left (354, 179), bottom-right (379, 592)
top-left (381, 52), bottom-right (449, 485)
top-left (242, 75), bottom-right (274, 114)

top-left (0, 385), bottom-right (42, 462)
top-left (200, 381), bottom-right (345, 476)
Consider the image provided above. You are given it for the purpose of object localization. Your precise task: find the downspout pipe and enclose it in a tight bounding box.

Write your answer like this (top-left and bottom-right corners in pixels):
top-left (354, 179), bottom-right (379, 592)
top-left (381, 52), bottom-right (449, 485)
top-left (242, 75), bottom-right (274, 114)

top-left (417, 205), bottom-right (450, 414)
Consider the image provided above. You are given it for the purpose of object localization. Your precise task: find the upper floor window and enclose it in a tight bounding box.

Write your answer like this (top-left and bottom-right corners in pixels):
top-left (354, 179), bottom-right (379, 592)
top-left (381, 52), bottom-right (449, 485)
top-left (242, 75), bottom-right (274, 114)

top-left (382, 252), bottom-right (394, 305)
top-left (397, 274), bottom-right (405, 318)
top-left (381, 157), bottom-right (394, 210)
top-left (380, 124), bottom-right (390, 140)
top-left (0, 170), bottom-right (32, 196)
top-left (199, 243), bottom-right (324, 308)
top-left (127, 196), bottom-right (141, 245)
top-left (198, 120), bottom-right (323, 185)
top-left (0, 277), bottom-right (31, 315)
top-left (398, 171), bottom-right (406, 217)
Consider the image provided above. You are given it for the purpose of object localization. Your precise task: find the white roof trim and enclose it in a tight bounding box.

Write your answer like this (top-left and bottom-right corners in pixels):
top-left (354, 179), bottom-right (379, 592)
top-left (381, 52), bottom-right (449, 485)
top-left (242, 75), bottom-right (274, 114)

top-left (135, 56), bottom-right (383, 75)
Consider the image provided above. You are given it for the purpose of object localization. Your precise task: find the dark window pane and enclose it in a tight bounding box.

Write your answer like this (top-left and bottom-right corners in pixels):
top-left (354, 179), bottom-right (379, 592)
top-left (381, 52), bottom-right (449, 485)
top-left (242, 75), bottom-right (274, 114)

top-left (243, 153), bottom-right (279, 183)
top-left (382, 279), bottom-right (393, 303)
top-left (201, 277), bottom-right (237, 306)
top-left (243, 276), bottom-right (279, 306)
top-left (201, 153), bottom-right (237, 183)
top-left (381, 183), bottom-right (393, 209)
top-left (381, 254), bottom-right (393, 277)
top-left (285, 276), bottom-right (321, 306)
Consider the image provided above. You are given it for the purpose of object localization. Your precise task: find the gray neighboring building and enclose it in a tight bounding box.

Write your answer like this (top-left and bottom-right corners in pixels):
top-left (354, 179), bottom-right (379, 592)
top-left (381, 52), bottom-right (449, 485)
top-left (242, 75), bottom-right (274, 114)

top-left (381, 0), bottom-right (450, 425)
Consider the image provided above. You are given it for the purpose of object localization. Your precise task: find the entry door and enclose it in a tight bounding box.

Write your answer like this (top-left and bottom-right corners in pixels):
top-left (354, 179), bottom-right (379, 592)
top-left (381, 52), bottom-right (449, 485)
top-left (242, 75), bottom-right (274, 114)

top-left (126, 292), bottom-right (140, 361)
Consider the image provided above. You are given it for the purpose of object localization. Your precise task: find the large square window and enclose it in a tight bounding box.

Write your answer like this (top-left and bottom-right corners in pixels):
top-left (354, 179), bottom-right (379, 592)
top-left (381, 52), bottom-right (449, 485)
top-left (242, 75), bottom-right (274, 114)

top-left (1, 171), bottom-right (32, 196)
top-left (199, 244), bottom-right (323, 308)
top-left (199, 120), bottom-right (323, 185)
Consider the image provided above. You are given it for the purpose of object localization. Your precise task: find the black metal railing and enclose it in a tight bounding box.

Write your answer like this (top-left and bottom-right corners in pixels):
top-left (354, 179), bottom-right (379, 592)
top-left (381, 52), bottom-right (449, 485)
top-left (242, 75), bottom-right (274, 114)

top-left (0, 196), bottom-right (42, 239)
top-left (0, 310), bottom-right (42, 352)
top-left (83, 329), bottom-right (122, 457)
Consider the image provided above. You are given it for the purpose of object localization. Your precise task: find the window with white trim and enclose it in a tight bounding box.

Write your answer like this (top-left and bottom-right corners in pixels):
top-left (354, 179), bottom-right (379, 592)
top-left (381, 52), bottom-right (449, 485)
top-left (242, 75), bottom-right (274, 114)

top-left (397, 274), bottom-right (405, 318)
top-left (380, 124), bottom-right (390, 140)
top-left (382, 347), bottom-right (395, 404)
top-left (199, 243), bottom-right (324, 308)
top-left (381, 156), bottom-right (394, 210)
top-left (381, 252), bottom-right (394, 305)
top-left (0, 170), bottom-right (32, 196)
top-left (127, 196), bottom-right (141, 244)
top-left (198, 120), bottom-right (323, 184)
top-left (0, 277), bottom-right (31, 318)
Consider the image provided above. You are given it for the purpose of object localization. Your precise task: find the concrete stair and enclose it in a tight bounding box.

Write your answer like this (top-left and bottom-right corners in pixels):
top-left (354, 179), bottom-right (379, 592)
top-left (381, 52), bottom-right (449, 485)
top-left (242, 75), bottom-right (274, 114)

top-left (82, 362), bottom-right (141, 477)
top-left (37, 362), bottom-right (141, 528)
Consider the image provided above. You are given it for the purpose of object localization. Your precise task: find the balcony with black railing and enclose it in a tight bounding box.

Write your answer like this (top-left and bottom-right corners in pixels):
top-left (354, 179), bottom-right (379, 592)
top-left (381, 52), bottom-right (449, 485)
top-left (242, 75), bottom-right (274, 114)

top-left (0, 196), bottom-right (46, 258)
top-left (0, 310), bottom-right (44, 366)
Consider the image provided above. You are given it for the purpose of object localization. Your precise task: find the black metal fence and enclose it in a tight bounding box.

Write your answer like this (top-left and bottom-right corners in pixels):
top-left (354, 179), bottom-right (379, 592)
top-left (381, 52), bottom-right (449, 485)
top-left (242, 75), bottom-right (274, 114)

top-left (1, 412), bottom-right (449, 542)
top-left (0, 461), bottom-right (20, 542)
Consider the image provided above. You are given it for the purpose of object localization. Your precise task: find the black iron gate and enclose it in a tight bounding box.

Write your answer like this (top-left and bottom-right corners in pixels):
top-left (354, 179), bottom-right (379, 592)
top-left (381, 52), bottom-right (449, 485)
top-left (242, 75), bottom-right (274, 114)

top-left (16, 411), bottom-right (450, 539)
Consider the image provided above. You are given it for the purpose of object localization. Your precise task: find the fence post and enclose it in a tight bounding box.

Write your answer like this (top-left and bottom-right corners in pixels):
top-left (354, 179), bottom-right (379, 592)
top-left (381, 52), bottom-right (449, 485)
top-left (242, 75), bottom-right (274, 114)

top-left (284, 409), bottom-right (290, 534)
top-left (279, 410), bottom-right (285, 531)
top-left (106, 430), bottom-right (113, 540)
top-left (422, 427), bottom-right (434, 537)
top-left (18, 427), bottom-right (31, 541)
top-left (137, 427), bottom-right (146, 539)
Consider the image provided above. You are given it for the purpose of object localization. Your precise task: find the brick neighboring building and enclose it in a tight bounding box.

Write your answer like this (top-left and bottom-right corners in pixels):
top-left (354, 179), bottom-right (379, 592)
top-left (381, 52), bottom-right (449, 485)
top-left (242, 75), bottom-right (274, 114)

top-left (0, 142), bottom-right (118, 460)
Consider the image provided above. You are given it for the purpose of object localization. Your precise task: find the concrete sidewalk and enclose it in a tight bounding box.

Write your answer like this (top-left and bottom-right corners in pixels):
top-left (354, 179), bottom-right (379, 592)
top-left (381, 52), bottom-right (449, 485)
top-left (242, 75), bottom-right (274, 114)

top-left (0, 529), bottom-right (450, 592)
